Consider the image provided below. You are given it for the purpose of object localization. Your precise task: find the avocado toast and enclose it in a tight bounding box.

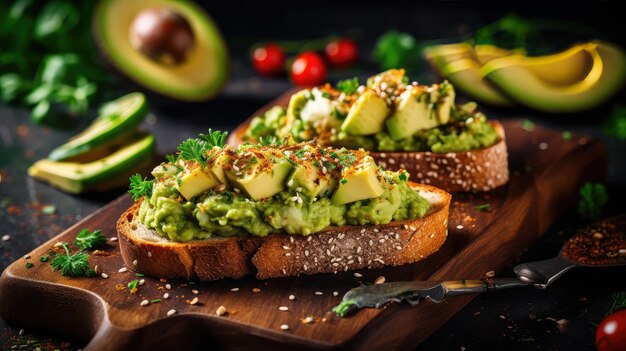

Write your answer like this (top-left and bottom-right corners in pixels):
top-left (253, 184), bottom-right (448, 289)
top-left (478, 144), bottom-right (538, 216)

top-left (230, 69), bottom-right (509, 192)
top-left (117, 131), bottom-right (450, 281)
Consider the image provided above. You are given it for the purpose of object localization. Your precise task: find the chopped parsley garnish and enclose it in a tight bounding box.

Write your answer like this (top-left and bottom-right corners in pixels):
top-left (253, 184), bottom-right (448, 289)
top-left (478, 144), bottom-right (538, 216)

top-left (520, 119), bottom-right (535, 131)
top-left (578, 182), bottom-right (608, 220)
top-left (398, 171), bottom-right (408, 182)
top-left (337, 77), bottom-right (360, 94)
top-left (39, 255), bottom-right (49, 262)
top-left (258, 135), bottom-right (284, 147)
top-left (165, 154), bottom-right (178, 164)
top-left (50, 243), bottom-right (91, 277)
top-left (128, 173), bottom-right (154, 201)
top-left (199, 129), bottom-right (228, 148)
top-left (295, 149), bottom-right (307, 158)
top-left (25, 262), bottom-right (34, 269)
top-left (562, 131), bottom-right (572, 141)
top-left (150, 299), bottom-right (162, 303)
top-left (128, 279), bottom-right (139, 294)
top-left (74, 229), bottom-right (107, 250)
top-left (340, 178), bottom-right (348, 184)
top-left (321, 91), bottom-right (331, 99)
top-left (338, 153), bottom-right (357, 167)
top-left (178, 138), bottom-right (210, 167)
top-left (474, 204), bottom-right (491, 212)
top-left (135, 273), bottom-right (145, 277)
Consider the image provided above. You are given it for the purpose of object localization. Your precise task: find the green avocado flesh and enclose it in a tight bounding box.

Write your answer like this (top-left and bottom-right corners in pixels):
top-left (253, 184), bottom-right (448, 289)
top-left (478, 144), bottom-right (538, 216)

top-left (93, 0), bottom-right (228, 101)
top-left (48, 92), bottom-right (148, 162)
top-left (138, 142), bottom-right (431, 241)
top-left (244, 70), bottom-right (499, 153)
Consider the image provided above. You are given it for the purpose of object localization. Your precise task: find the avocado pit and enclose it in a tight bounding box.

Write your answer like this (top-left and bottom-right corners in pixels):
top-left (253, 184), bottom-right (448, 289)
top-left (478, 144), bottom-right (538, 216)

top-left (129, 7), bottom-right (195, 65)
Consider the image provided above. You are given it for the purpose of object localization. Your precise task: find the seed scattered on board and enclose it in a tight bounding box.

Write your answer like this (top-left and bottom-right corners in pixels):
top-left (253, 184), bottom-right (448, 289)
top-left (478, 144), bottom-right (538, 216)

top-left (140, 300), bottom-right (149, 306)
top-left (279, 306), bottom-right (289, 311)
top-left (118, 267), bottom-right (128, 273)
top-left (101, 273), bottom-right (108, 279)
top-left (216, 306), bottom-right (227, 316)
top-left (288, 295), bottom-right (295, 301)
top-left (333, 291), bottom-right (339, 296)
top-left (163, 293), bottom-right (170, 299)
top-left (280, 324), bottom-right (289, 330)
top-left (189, 297), bottom-right (199, 305)
top-left (231, 287), bottom-right (239, 292)
top-left (315, 291), bottom-right (323, 296)
top-left (167, 309), bottom-right (176, 316)
top-left (1, 235), bottom-right (10, 241)
top-left (353, 272), bottom-right (362, 278)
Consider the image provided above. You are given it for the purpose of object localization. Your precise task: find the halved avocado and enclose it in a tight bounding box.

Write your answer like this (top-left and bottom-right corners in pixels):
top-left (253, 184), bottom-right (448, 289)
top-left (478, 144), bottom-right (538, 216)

top-left (48, 92), bottom-right (148, 162)
top-left (441, 59), bottom-right (514, 107)
top-left (482, 41), bottom-right (626, 113)
top-left (93, 0), bottom-right (228, 101)
top-left (29, 133), bottom-right (155, 194)
top-left (423, 43), bottom-right (475, 76)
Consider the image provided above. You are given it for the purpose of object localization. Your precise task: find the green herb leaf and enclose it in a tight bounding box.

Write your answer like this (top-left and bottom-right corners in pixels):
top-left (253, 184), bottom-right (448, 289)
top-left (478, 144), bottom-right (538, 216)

top-left (178, 138), bottom-right (210, 167)
top-left (398, 171), bottom-right (409, 182)
top-left (165, 154), bottom-right (178, 165)
top-left (520, 119), bottom-right (535, 132)
top-left (332, 299), bottom-right (357, 317)
top-left (373, 31), bottom-right (421, 73)
top-left (258, 135), bottom-right (284, 147)
top-left (128, 279), bottom-right (139, 293)
top-left (34, 2), bottom-right (79, 39)
top-left (74, 228), bottom-right (107, 250)
top-left (198, 129), bottom-right (228, 148)
top-left (608, 292), bottom-right (626, 316)
top-left (562, 131), bottom-right (572, 141)
top-left (340, 178), bottom-right (348, 184)
top-left (39, 255), bottom-right (49, 262)
top-left (135, 273), bottom-right (145, 277)
top-left (578, 182), bottom-right (608, 220)
top-left (50, 243), bottom-right (91, 277)
top-left (474, 204), bottom-right (491, 212)
top-left (25, 262), bottom-right (34, 269)
top-left (604, 105), bottom-right (626, 140)
top-left (150, 299), bottom-right (161, 303)
top-left (336, 77), bottom-right (360, 95)
top-left (128, 173), bottom-right (154, 201)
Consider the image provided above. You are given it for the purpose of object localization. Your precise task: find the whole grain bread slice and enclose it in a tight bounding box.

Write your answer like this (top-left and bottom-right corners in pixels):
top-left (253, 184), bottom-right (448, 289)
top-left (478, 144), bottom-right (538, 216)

top-left (227, 120), bottom-right (509, 193)
top-left (116, 183), bottom-right (451, 281)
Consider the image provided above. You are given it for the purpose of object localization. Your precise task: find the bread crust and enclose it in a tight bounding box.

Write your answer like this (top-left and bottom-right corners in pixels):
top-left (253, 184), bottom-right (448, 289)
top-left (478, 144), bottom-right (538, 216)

top-left (116, 183), bottom-right (451, 281)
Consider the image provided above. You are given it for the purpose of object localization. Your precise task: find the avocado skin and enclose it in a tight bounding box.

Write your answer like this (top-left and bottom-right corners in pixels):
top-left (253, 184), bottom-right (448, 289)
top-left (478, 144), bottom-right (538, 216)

top-left (48, 92), bottom-right (148, 162)
top-left (29, 133), bottom-right (155, 194)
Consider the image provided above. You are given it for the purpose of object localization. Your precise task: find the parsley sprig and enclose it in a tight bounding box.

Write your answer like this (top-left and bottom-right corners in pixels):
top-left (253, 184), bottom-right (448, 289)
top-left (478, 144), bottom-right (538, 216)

top-left (337, 77), bottom-right (360, 95)
top-left (578, 182), bottom-right (608, 220)
top-left (50, 243), bottom-right (93, 277)
top-left (128, 174), bottom-right (154, 201)
top-left (74, 228), bottom-right (107, 250)
top-left (199, 129), bottom-right (228, 148)
top-left (258, 135), bottom-right (284, 147)
top-left (178, 138), bottom-right (210, 167)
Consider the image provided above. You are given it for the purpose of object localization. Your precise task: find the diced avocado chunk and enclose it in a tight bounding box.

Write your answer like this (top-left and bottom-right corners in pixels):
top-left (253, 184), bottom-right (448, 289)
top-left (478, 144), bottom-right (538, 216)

top-left (176, 165), bottom-right (220, 200)
top-left (331, 157), bottom-right (384, 205)
top-left (366, 69), bottom-right (407, 89)
top-left (207, 151), bottom-right (231, 188)
top-left (29, 133), bottom-right (155, 194)
top-left (225, 150), bottom-right (292, 200)
top-left (287, 89), bottom-right (310, 119)
top-left (48, 92), bottom-right (148, 162)
top-left (341, 90), bottom-right (390, 135)
top-left (385, 86), bottom-right (434, 140)
top-left (286, 163), bottom-right (331, 198)
top-left (432, 81), bottom-right (455, 124)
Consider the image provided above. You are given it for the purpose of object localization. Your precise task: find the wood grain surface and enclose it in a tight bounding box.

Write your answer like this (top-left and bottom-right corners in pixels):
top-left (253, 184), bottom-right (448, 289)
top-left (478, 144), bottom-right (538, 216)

top-left (0, 94), bottom-right (607, 350)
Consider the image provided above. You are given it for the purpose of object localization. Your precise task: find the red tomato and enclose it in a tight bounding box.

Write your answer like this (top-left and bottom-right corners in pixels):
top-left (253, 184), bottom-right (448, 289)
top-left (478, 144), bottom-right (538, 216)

top-left (596, 309), bottom-right (626, 351)
top-left (325, 38), bottom-right (358, 67)
top-left (252, 43), bottom-right (286, 76)
top-left (290, 52), bottom-right (327, 86)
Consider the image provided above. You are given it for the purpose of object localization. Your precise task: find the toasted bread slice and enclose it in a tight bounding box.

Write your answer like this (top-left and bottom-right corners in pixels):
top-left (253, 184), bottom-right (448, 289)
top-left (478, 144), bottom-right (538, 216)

top-left (228, 120), bottom-right (509, 193)
top-left (116, 183), bottom-right (451, 281)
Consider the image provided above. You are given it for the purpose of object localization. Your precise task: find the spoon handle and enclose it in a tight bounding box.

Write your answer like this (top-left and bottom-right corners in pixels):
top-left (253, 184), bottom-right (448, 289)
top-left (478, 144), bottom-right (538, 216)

top-left (513, 256), bottom-right (578, 289)
top-left (443, 278), bottom-right (531, 297)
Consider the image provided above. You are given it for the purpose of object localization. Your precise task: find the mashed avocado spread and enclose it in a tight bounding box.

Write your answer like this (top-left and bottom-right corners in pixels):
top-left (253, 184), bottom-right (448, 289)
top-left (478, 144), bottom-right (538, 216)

top-left (244, 70), bottom-right (498, 153)
top-left (132, 132), bottom-right (431, 242)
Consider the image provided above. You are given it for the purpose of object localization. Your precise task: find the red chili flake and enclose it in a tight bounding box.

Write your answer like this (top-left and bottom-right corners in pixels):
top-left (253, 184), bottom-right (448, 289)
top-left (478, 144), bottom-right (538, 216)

top-left (562, 218), bottom-right (626, 265)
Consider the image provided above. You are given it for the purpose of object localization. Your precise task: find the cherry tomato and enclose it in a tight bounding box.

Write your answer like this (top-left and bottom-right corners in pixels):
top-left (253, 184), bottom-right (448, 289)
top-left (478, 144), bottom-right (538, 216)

top-left (290, 52), bottom-right (327, 86)
top-left (325, 38), bottom-right (358, 67)
top-left (252, 43), bottom-right (286, 76)
top-left (596, 309), bottom-right (626, 351)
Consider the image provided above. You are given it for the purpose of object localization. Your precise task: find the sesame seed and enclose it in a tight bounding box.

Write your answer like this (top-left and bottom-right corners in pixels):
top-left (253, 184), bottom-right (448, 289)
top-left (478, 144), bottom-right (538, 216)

top-left (333, 291), bottom-right (339, 296)
top-left (1, 235), bottom-right (10, 241)
top-left (110, 237), bottom-right (118, 242)
top-left (485, 271), bottom-right (495, 278)
top-left (285, 253), bottom-right (291, 257)
top-left (139, 279), bottom-right (145, 286)
top-left (23, 255), bottom-right (31, 259)
top-left (283, 245), bottom-right (290, 250)
top-left (101, 273), bottom-right (108, 279)
top-left (287, 179), bottom-right (294, 187)
top-left (369, 240), bottom-right (373, 246)
top-left (147, 251), bottom-right (152, 257)
top-left (303, 264), bottom-right (308, 271)
top-left (252, 288), bottom-right (261, 293)
top-left (307, 236), bottom-right (312, 242)
top-left (166, 284), bottom-right (171, 289)
top-left (456, 225), bottom-right (464, 229)
top-left (289, 295), bottom-right (295, 301)
top-left (538, 142), bottom-right (549, 150)
top-left (304, 250), bottom-right (309, 257)
top-left (280, 324), bottom-right (289, 330)
top-left (167, 309), bottom-right (176, 316)
top-left (289, 236), bottom-right (294, 243)
top-left (279, 306), bottom-right (289, 311)
top-left (132, 260), bottom-right (138, 266)
top-left (163, 293), bottom-right (170, 299)
top-left (189, 297), bottom-right (199, 305)
top-left (357, 246), bottom-right (362, 254)
top-left (429, 234), bottom-right (435, 239)
top-left (192, 289), bottom-right (199, 295)
top-left (118, 267), bottom-right (128, 273)
top-left (374, 276), bottom-right (386, 285)
top-left (302, 316), bottom-right (315, 324)
top-left (230, 287), bottom-right (239, 292)
top-left (373, 228), bottom-right (379, 233)
top-left (360, 229), bottom-right (366, 234)
top-left (140, 300), bottom-right (149, 306)
top-left (282, 268), bottom-right (287, 274)
top-left (315, 291), bottom-right (323, 295)
top-left (353, 272), bottom-right (362, 278)
top-left (619, 249), bottom-right (626, 254)
top-left (216, 306), bottom-right (227, 316)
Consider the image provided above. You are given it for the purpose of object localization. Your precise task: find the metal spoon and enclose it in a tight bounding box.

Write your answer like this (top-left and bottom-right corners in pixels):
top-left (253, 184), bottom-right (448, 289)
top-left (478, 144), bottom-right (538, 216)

top-left (333, 238), bottom-right (626, 317)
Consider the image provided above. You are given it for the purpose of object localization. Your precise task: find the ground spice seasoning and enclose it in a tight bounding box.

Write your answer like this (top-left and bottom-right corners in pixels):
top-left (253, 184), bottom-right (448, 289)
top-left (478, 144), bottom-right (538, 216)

top-left (562, 217), bottom-right (626, 265)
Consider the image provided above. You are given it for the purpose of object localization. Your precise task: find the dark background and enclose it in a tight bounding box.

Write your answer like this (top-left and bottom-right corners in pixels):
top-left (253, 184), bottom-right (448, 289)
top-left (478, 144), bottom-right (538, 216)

top-left (1, 1), bottom-right (625, 350)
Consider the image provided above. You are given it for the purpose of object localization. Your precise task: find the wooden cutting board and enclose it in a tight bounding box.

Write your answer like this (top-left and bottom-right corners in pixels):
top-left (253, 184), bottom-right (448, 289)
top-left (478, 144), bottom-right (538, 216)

top-left (0, 96), bottom-right (607, 350)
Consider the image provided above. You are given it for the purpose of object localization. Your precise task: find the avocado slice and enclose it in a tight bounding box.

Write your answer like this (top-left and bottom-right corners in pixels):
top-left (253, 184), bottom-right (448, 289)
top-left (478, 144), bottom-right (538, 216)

top-left (176, 164), bottom-right (220, 200)
top-left (424, 43), bottom-right (475, 76)
top-left (29, 133), bottom-right (155, 194)
top-left (331, 157), bottom-right (384, 205)
top-left (93, 0), bottom-right (228, 101)
top-left (482, 41), bottom-right (626, 113)
top-left (431, 81), bottom-right (455, 124)
top-left (385, 86), bottom-right (434, 140)
top-left (474, 44), bottom-right (517, 65)
top-left (225, 149), bottom-right (293, 200)
top-left (286, 162), bottom-right (332, 198)
top-left (207, 151), bottom-right (231, 189)
top-left (48, 92), bottom-right (148, 162)
top-left (341, 90), bottom-right (390, 135)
